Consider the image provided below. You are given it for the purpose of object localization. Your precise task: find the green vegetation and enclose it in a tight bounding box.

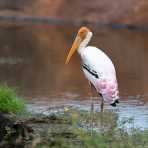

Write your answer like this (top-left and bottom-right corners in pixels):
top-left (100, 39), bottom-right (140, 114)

top-left (0, 85), bottom-right (25, 114)
top-left (30, 109), bottom-right (148, 148)
top-left (0, 88), bottom-right (147, 148)
top-left (76, 129), bottom-right (148, 148)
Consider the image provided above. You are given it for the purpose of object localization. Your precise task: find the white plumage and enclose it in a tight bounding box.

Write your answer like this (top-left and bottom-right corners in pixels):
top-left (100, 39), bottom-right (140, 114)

top-left (65, 27), bottom-right (119, 110)
top-left (80, 46), bottom-right (119, 104)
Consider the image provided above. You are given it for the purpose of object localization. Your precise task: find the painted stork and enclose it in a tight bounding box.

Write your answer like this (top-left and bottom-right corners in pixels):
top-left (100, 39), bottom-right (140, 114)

top-left (65, 27), bottom-right (119, 112)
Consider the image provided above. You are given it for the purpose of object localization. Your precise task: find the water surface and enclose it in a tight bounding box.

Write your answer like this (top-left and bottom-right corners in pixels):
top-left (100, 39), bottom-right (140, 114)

top-left (0, 22), bottom-right (148, 129)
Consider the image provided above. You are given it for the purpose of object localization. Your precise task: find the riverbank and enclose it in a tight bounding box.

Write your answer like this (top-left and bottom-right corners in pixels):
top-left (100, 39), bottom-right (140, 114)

top-left (0, 107), bottom-right (148, 148)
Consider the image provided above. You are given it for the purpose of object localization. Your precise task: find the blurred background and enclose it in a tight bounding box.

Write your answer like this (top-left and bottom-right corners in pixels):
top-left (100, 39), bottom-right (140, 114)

top-left (0, 0), bottom-right (148, 105)
top-left (0, 0), bottom-right (147, 25)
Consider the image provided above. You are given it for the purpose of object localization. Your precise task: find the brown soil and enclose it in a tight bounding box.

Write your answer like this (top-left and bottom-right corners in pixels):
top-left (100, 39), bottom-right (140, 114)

top-left (0, 112), bottom-right (77, 148)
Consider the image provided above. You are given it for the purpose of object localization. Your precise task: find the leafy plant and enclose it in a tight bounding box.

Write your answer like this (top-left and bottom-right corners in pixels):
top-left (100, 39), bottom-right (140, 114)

top-left (0, 85), bottom-right (25, 114)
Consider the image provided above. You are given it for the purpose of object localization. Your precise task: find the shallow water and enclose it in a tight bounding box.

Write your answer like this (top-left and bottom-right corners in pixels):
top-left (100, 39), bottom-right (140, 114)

top-left (0, 21), bottom-right (148, 129)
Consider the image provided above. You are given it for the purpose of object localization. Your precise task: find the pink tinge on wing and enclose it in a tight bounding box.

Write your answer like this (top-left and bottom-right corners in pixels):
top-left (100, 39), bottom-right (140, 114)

top-left (108, 89), bottom-right (115, 96)
top-left (102, 93), bottom-right (113, 103)
top-left (98, 79), bottom-right (107, 89)
top-left (103, 87), bottom-right (115, 97)
top-left (97, 78), bottom-right (119, 104)
top-left (109, 83), bottom-right (116, 89)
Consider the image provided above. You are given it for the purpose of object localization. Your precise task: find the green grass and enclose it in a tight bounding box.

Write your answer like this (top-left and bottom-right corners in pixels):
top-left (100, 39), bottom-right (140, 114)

top-left (76, 129), bottom-right (148, 148)
top-left (0, 85), bottom-right (25, 114)
top-left (31, 109), bottom-right (148, 148)
top-left (69, 109), bottom-right (148, 148)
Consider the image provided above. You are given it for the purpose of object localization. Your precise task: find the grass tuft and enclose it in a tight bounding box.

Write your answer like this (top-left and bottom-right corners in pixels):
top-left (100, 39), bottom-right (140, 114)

top-left (0, 85), bottom-right (25, 114)
top-left (29, 108), bottom-right (148, 148)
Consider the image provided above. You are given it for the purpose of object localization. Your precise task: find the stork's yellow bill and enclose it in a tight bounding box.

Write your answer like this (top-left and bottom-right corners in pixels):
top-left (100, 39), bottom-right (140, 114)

top-left (65, 36), bottom-right (81, 64)
top-left (65, 27), bottom-right (91, 64)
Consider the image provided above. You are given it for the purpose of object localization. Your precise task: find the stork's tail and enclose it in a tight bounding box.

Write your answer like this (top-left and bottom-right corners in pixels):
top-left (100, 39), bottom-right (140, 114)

top-left (110, 99), bottom-right (119, 107)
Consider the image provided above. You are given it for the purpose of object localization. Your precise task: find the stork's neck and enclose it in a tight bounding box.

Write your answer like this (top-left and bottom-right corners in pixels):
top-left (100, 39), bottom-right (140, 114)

top-left (78, 32), bottom-right (93, 54)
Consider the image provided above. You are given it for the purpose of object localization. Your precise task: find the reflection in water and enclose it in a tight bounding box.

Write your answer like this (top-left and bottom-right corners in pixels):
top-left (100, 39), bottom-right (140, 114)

top-left (0, 24), bottom-right (148, 98)
top-left (0, 23), bottom-right (148, 129)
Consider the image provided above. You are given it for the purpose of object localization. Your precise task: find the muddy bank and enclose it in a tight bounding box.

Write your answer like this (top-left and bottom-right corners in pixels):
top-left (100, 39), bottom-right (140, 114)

top-left (0, 106), bottom-right (118, 148)
top-left (0, 112), bottom-right (79, 148)
top-left (0, 107), bottom-right (148, 148)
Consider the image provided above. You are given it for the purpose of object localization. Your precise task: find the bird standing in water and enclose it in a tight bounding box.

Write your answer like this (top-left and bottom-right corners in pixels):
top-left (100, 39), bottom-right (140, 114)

top-left (65, 27), bottom-right (119, 112)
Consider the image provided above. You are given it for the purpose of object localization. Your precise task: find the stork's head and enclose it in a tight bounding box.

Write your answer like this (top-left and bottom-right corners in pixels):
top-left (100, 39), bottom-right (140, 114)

top-left (65, 26), bottom-right (92, 64)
